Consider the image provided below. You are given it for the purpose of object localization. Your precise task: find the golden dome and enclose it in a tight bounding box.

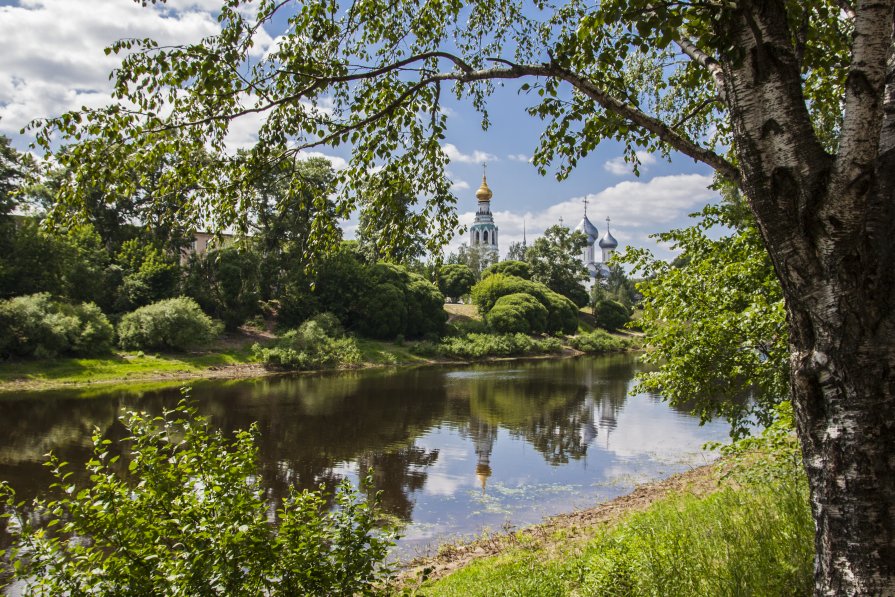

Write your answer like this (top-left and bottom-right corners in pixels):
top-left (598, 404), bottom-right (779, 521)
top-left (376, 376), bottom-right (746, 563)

top-left (475, 175), bottom-right (493, 202)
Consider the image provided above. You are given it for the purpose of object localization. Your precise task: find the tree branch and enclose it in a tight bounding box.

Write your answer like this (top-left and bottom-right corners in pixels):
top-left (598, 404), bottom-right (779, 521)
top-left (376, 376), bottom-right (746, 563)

top-left (675, 37), bottom-right (726, 92)
top-left (834, 0), bottom-right (895, 177)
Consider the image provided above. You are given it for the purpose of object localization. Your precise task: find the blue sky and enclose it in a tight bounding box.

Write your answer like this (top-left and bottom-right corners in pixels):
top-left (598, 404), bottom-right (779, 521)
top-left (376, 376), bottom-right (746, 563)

top-left (0, 0), bottom-right (720, 261)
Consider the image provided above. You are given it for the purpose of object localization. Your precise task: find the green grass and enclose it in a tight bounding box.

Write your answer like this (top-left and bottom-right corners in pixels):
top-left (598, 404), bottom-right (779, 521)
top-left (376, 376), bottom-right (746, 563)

top-left (420, 467), bottom-right (813, 597)
top-left (355, 338), bottom-right (433, 365)
top-left (0, 348), bottom-right (256, 389)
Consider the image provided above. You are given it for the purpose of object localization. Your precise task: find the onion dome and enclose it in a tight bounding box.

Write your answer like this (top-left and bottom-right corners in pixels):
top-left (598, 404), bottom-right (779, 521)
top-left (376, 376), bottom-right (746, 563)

top-left (575, 215), bottom-right (599, 241)
top-left (599, 228), bottom-right (618, 249)
top-left (475, 175), bottom-right (493, 202)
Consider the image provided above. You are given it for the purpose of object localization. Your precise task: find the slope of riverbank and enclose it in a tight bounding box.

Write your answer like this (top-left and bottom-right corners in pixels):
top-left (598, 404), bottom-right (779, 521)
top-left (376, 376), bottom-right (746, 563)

top-left (399, 452), bottom-right (813, 596)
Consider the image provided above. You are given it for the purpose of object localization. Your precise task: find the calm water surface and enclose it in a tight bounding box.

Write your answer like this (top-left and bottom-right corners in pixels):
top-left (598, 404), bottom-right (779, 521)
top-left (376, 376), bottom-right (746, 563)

top-left (0, 354), bottom-right (729, 559)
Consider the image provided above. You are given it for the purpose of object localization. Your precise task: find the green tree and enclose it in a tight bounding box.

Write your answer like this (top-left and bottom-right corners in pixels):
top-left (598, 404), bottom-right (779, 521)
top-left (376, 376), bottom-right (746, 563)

top-left (437, 263), bottom-right (476, 302)
top-left (246, 155), bottom-right (339, 303)
top-left (356, 174), bottom-right (427, 265)
top-left (621, 188), bottom-right (788, 437)
top-left (505, 241), bottom-right (527, 261)
top-left (447, 243), bottom-right (496, 279)
top-left (32, 0), bottom-right (895, 590)
top-left (114, 239), bottom-right (180, 311)
top-left (183, 245), bottom-right (262, 330)
top-left (525, 225), bottom-right (589, 307)
top-left (0, 402), bottom-right (395, 595)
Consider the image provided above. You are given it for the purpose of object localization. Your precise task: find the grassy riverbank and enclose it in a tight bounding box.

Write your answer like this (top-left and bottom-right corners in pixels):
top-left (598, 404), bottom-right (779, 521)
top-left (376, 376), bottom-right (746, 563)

top-left (400, 418), bottom-right (813, 596)
top-left (0, 307), bottom-right (635, 393)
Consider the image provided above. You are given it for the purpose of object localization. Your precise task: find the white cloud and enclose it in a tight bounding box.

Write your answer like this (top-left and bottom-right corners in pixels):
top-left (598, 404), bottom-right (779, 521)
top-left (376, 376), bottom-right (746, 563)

top-left (507, 153), bottom-right (532, 163)
top-left (445, 173), bottom-right (716, 260)
top-left (441, 143), bottom-right (497, 164)
top-left (603, 152), bottom-right (657, 176)
top-left (298, 151), bottom-right (349, 170)
top-left (450, 179), bottom-right (470, 191)
top-left (0, 0), bottom-right (277, 140)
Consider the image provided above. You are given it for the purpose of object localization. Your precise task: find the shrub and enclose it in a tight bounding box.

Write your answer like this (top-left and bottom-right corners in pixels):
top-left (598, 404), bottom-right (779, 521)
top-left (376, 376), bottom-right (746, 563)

top-left (253, 317), bottom-right (362, 371)
top-left (481, 260), bottom-right (532, 280)
top-left (425, 333), bottom-right (563, 360)
top-left (471, 274), bottom-right (578, 334)
top-left (569, 329), bottom-right (629, 353)
top-left (117, 297), bottom-right (222, 351)
top-left (593, 298), bottom-right (630, 330)
top-left (488, 293), bottom-right (548, 334)
top-left (437, 263), bottom-right (476, 302)
top-left (356, 263), bottom-right (446, 340)
top-left (0, 401), bottom-right (395, 596)
top-left (0, 293), bottom-right (114, 358)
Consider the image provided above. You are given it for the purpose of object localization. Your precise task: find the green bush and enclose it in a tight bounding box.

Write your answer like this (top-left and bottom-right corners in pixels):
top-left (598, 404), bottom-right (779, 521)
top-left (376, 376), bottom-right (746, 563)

top-left (471, 274), bottom-right (578, 334)
top-left (0, 293), bottom-right (114, 358)
top-left (481, 260), bottom-right (532, 280)
top-left (425, 333), bottom-right (563, 359)
top-left (117, 297), bottom-right (222, 351)
top-left (569, 329), bottom-right (629, 353)
top-left (357, 263), bottom-right (447, 340)
top-left (488, 293), bottom-right (548, 334)
top-left (253, 317), bottom-right (362, 371)
top-left (593, 298), bottom-right (630, 330)
top-left (437, 263), bottom-right (476, 302)
top-left (0, 401), bottom-right (395, 595)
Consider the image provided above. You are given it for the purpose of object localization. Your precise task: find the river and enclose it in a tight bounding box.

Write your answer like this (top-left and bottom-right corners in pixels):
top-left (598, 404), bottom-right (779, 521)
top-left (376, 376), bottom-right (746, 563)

top-left (0, 354), bottom-right (729, 561)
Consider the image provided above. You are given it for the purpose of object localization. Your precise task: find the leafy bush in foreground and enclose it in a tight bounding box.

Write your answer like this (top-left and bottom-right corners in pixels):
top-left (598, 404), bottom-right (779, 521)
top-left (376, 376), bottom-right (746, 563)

top-left (0, 401), bottom-right (395, 596)
top-left (0, 293), bottom-right (114, 358)
top-left (568, 329), bottom-right (629, 353)
top-left (419, 333), bottom-right (563, 359)
top-left (118, 297), bottom-right (222, 352)
top-left (253, 315), bottom-right (362, 370)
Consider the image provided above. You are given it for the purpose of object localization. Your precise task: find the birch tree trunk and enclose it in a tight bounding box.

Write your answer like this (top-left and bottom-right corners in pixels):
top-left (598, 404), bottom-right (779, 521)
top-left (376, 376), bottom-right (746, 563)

top-left (720, 1), bottom-right (895, 592)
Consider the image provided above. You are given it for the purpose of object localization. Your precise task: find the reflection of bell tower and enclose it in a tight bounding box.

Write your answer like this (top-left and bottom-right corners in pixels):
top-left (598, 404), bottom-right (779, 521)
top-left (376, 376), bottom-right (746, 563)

top-left (470, 418), bottom-right (498, 494)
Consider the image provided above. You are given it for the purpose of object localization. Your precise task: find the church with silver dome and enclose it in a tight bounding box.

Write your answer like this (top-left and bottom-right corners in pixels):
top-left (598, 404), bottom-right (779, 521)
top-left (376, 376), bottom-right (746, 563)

top-left (466, 174), bottom-right (617, 291)
top-left (575, 203), bottom-right (618, 289)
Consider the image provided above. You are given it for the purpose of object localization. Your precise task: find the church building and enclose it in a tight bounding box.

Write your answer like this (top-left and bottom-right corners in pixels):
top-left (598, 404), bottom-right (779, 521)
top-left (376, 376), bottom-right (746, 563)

top-left (575, 203), bottom-right (618, 289)
top-left (469, 174), bottom-right (499, 259)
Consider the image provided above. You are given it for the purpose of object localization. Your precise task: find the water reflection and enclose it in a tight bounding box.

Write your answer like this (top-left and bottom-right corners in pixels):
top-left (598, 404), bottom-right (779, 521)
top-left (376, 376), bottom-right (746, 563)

top-left (0, 354), bottom-right (729, 556)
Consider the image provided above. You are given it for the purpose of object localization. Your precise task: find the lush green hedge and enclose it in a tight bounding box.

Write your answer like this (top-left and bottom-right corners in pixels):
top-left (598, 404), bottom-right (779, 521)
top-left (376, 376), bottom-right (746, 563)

top-left (481, 260), bottom-right (532, 280)
top-left (253, 313), bottom-right (362, 371)
top-left (568, 329), bottom-right (629, 353)
top-left (471, 274), bottom-right (578, 334)
top-left (118, 297), bottom-right (222, 352)
top-left (414, 332), bottom-right (563, 360)
top-left (0, 293), bottom-right (114, 358)
top-left (593, 298), bottom-right (630, 330)
top-left (488, 293), bottom-right (548, 334)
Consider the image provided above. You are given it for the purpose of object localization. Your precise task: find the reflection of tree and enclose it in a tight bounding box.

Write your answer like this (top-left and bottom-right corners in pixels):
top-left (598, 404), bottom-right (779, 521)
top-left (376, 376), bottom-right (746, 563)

top-left (1, 354), bottom-right (658, 553)
top-left (356, 445), bottom-right (439, 520)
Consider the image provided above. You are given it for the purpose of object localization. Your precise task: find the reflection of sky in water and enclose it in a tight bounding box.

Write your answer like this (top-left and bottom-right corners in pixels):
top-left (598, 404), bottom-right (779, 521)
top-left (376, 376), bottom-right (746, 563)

top-left (0, 355), bottom-right (731, 563)
top-left (334, 391), bottom-right (728, 559)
